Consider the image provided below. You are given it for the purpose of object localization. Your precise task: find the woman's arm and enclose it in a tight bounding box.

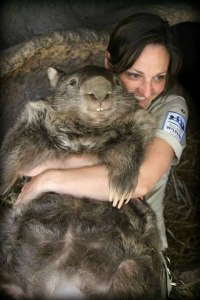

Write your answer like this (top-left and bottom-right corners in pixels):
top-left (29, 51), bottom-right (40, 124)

top-left (115, 136), bottom-right (174, 208)
top-left (16, 137), bottom-right (174, 207)
top-left (16, 164), bottom-right (110, 204)
top-left (133, 136), bottom-right (174, 197)
top-left (23, 154), bottom-right (99, 177)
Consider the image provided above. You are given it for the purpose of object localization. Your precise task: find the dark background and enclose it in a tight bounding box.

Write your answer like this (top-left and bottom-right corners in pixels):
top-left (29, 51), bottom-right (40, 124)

top-left (0, 0), bottom-right (200, 110)
top-left (0, 0), bottom-right (199, 49)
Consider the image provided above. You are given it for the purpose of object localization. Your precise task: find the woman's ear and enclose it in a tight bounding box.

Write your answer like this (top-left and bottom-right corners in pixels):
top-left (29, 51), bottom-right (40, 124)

top-left (104, 50), bottom-right (110, 69)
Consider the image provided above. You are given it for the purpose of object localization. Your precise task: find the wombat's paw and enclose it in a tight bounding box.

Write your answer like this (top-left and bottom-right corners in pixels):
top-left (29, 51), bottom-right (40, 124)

top-left (108, 169), bottom-right (138, 208)
top-left (109, 188), bottom-right (133, 209)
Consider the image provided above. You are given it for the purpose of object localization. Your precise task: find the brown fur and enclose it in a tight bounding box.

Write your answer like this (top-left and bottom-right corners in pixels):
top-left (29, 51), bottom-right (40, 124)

top-left (0, 194), bottom-right (164, 299)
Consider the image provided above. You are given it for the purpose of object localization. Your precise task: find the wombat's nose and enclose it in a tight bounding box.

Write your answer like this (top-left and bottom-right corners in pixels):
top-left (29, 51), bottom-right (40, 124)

top-left (82, 76), bottom-right (113, 103)
top-left (88, 91), bottom-right (111, 103)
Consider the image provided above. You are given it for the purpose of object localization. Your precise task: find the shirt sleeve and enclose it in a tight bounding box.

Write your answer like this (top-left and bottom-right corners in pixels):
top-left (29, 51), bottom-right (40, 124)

top-left (151, 95), bottom-right (188, 165)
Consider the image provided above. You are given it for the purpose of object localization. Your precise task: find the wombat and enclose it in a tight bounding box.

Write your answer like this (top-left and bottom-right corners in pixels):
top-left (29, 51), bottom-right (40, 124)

top-left (0, 65), bottom-right (156, 206)
top-left (0, 66), bottom-right (165, 299)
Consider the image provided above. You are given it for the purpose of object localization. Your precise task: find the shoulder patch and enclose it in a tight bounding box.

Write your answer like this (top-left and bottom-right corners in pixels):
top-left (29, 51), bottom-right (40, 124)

top-left (162, 111), bottom-right (186, 142)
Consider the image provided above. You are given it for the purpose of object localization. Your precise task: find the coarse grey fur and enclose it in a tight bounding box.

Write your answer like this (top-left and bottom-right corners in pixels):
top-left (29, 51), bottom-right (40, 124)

top-left (0, 65), bottom-right (164, 299)
top-left (0, 65), bottom-right (156, 202)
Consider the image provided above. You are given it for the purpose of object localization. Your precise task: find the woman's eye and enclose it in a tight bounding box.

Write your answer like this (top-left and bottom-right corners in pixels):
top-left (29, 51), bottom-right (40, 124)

top-left (154, 75), bottom-right (166, 81)
top-left (127, 72), bottom-right (140, 79)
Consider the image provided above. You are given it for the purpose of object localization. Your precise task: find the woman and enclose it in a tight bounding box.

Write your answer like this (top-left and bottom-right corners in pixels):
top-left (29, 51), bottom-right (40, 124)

top-left (17, 13), bottom-right (188, 251)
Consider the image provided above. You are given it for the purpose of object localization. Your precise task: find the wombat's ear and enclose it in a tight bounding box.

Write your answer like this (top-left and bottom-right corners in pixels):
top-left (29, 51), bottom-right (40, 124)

top-left (47, 67), bottom-right (59, 88)
top-left (47, 67), bottom-right (65, 88)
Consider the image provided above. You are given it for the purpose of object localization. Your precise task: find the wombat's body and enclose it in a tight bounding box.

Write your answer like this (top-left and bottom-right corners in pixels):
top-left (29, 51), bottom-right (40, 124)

top-left (0, 66), bottom-right (164, 299)
top-left (0, 65), bottom-right (156, 203)
top-left (0, 194), bottom-right (164, 299)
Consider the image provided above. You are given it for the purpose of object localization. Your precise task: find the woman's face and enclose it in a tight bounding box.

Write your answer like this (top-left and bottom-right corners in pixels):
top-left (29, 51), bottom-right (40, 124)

top-left (118, 44), bottom-right (170, 108)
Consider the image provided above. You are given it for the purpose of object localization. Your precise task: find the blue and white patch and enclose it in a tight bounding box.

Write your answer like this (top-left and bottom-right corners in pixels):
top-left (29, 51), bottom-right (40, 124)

top-left (162, 111), bottom-right (186, 142)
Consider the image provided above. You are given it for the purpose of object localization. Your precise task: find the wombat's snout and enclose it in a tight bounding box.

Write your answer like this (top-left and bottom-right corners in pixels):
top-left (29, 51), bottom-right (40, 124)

top-left (87, 90), bottom-right (112, 111)
top-left (80, 76), bottom-right (114, 112)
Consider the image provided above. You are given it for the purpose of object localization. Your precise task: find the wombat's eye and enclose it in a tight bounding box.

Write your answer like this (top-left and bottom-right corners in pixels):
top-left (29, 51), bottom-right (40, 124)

top-left (69, 79), bottom-right (77, 86)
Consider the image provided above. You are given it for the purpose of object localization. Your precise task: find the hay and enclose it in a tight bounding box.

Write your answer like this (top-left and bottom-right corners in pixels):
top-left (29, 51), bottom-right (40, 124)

top-left (164, 99), bottom-right (200, 298)
top-left (165, 124), bottom-right (200, 268)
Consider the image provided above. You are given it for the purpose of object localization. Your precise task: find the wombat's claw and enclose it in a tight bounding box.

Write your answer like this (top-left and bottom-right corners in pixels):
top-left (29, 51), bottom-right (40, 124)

top-left (118, 193), bottom-right (132, 209)
top-left (109, 189), bottom-right (132, 209)
top-left (125, 198), bottom-right (131, 204)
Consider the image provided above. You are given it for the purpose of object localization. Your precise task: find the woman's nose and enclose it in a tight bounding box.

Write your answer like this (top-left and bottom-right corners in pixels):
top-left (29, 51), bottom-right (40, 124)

top-left (138, 81), bottom-right (152, 99)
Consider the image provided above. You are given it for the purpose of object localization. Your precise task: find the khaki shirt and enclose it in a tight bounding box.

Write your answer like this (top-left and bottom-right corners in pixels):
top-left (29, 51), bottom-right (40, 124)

top-left (145, 94), bottom-right (188, 249)
top-left (148, 94), bottom-right (188, 164)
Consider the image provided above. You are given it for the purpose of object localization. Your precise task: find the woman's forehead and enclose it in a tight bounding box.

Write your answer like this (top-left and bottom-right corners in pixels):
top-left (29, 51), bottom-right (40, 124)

top-left (130, 44), bottom-right (169, 74)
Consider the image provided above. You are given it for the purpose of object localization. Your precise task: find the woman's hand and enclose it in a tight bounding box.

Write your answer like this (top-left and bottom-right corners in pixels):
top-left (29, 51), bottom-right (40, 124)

top-left (16, 168), bottom-right (76, 205)
top-left (16, 155), bottom-right (100, 205)
top-left (16, 172), bottom-right (51, 205)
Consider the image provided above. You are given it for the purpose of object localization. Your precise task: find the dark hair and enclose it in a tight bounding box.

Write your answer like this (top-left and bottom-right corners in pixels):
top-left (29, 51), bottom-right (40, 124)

top-left (107, 13), bottom-right (182, 93)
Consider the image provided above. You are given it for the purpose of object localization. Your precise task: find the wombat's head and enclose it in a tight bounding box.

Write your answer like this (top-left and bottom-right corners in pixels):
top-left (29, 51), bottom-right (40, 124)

top-left (47, 65), bottom-right (135, 125)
